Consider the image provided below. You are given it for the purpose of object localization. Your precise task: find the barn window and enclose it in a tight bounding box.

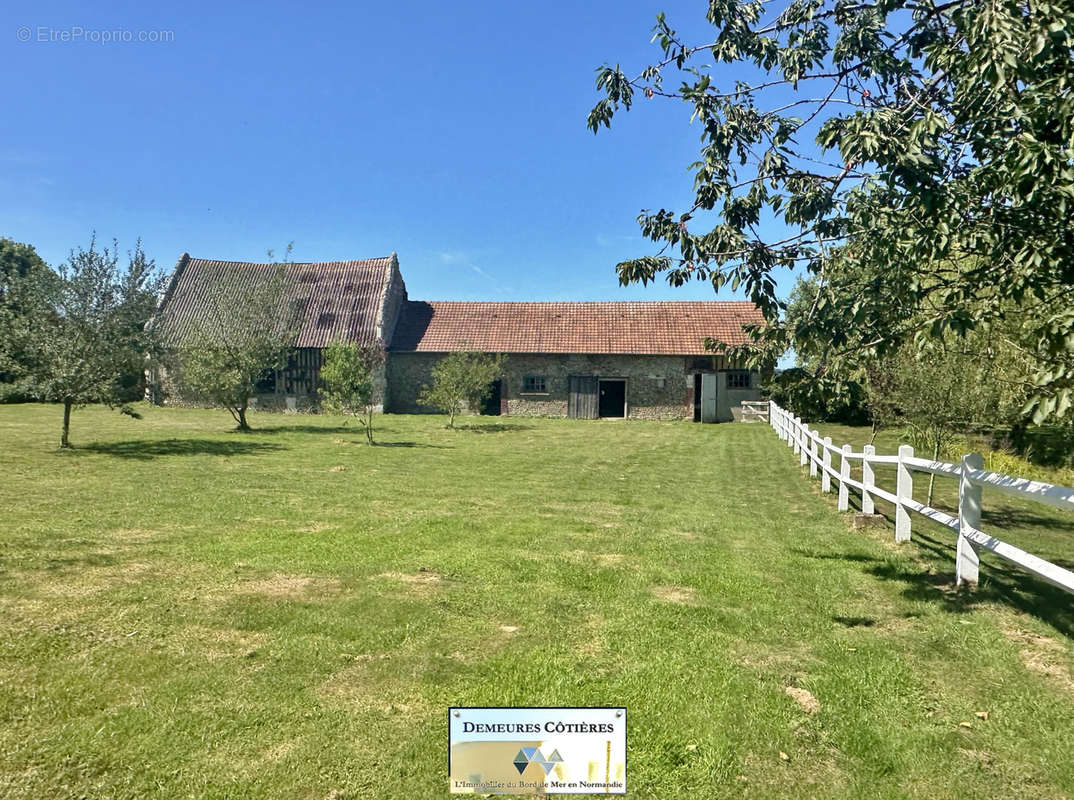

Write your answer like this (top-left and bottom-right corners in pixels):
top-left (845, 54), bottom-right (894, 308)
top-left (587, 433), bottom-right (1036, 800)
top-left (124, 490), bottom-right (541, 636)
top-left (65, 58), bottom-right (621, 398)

top-left (255, 368), bottom-right (276, 393)
top-left (522, 375), bottom-right (547, 393)
top-left (727, 370), bottom-right (751, 389)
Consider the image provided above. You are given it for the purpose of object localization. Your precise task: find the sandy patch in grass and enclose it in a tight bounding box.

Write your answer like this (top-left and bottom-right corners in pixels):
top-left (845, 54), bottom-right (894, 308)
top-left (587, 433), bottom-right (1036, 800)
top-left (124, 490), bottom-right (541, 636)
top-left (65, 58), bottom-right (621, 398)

top-left (180, 625), bottom-right (270, 660)
top-left (651, 585), bottom-right (699, 605)
top-left (1003, 627), bottom-right (1074, 695)
top-left (235, 573), bottom-right (341, 599)
top-left (562, 550), bottom-right (636, 568)
top-left (737, 642), bottom-right (819, 679)
top-left (958, 748), bottom-right (995, 766)
top-left (499, 624), bottom-right (520, 634)
top-left (297, 522), bottom-right (338, 534)
top-left (784, 685), bottom-right (821, 714)
top-left (26, 561), bottom-right (156, 600)
top-left (319, 664), bottom-right (430, 718)
top-left (261, 740), bottom-right (297, 762)
top-left (378, 570), bottom-right (442, 596)
top-left (575, 613), bottom-right (607, 657)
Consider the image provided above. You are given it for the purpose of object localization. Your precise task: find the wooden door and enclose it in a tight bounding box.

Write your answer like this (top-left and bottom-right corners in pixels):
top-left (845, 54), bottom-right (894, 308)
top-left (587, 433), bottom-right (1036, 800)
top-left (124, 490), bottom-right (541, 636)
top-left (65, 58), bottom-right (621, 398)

top-left (568, 376), bottom-right (598, 419)
top-left (701, 373), bottom-right (718, 423)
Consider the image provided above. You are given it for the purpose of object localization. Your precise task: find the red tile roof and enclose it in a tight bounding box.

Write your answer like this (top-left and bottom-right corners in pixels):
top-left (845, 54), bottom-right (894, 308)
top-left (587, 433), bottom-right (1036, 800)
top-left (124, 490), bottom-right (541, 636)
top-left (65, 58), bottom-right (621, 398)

top-left (390, 301), bottom-right (764, 355)
top-left (155, 254), bottom-right (396, 349)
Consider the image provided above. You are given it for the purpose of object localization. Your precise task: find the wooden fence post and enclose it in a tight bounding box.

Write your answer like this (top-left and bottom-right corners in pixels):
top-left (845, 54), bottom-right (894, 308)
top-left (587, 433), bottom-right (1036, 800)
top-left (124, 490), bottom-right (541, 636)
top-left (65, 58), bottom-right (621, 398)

top-left (809, 433), bottom-right (818, 478)
top-left (895, 444), bottom-right (913, 542)
top-left (821, 437), bottom-right (832, 493)
top-left (838, 444), bottom-right (851, 511)
top-left (957, 453), bottom-right (983, 586)
top-left (787, 414), bottom-right (795, 449)
top-left (862, 445), bottom-right (875, 515)
top-left (800, 424), bottom-right (809, 467)
top-left (770, 401), bottom-right (777, 435)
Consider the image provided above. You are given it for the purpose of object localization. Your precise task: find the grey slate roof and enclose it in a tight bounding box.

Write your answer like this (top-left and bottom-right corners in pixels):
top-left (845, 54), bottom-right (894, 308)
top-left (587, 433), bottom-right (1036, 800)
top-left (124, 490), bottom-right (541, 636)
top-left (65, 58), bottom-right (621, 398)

top-left (154, 254), bottom-right (396, 348)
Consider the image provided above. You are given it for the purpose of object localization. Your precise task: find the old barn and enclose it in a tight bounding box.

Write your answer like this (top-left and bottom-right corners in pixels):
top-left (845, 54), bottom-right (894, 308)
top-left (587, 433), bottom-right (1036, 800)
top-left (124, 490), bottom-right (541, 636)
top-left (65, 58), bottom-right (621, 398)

top-left (151, 253), bottom-right (765, 421)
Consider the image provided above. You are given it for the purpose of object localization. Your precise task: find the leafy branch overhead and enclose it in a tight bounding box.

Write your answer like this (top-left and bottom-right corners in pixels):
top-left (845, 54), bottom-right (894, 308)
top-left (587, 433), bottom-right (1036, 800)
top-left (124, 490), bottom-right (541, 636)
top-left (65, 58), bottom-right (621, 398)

top-left (589, 0), bottom-right (1074, 419)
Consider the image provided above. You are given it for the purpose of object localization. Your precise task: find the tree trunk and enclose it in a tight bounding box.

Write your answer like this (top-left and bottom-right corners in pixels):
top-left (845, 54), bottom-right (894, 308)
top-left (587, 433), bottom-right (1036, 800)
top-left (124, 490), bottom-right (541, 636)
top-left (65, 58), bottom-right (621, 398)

top-left (926, 440), bottom-right (940, 506)
top-left (237, 400), bottom-right (251, 432)
top-left (448, 408), bottom-right (455, 429)
top-left (365, 407), bottom-right (374, 445)
top-left (60, 400), bottom-right (73, 448)
top-left (1010, 420), bottom-right (1027, 453)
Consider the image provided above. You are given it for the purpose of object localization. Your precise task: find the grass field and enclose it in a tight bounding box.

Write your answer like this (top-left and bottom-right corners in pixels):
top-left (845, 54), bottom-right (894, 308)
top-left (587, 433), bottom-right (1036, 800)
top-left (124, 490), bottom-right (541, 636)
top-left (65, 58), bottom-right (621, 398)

top-left (2, 404), bottom-right (1073, 799)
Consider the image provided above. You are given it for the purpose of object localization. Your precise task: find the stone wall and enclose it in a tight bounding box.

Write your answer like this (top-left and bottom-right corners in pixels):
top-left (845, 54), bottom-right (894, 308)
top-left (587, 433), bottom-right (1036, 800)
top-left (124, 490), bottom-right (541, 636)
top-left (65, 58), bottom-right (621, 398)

top-left (387, 352), bottom-right (697, 420)
top-left (379, 255), bottom-right (408, 347)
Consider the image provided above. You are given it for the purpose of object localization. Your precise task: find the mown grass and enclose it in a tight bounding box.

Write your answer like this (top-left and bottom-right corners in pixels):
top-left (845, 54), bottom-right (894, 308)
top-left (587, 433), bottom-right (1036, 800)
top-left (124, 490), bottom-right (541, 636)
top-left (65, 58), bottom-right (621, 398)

top-left (812, 422), bottom-right (1074, 637)
top-left (1, 404), bottom-right (1073, 799)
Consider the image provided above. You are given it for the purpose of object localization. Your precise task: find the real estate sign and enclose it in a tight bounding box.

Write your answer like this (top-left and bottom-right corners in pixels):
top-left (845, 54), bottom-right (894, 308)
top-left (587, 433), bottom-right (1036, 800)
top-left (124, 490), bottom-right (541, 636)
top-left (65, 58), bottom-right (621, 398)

top-left (449, 707), bottom-right (627, 794)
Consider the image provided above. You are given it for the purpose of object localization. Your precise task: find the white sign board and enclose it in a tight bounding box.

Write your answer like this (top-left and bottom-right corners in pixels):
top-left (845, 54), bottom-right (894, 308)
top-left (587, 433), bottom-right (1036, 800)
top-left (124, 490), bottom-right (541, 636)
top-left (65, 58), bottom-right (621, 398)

top-left (449, 707), bottom-right (627, 794)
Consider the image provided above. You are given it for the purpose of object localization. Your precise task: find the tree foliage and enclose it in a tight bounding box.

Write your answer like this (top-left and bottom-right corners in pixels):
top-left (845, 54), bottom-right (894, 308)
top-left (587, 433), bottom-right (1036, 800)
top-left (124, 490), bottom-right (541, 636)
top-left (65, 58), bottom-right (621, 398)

top-left (590, 0), bottom-right (1074, 420)
top-left (0, 237), bottom-right (55, 389)
top-left (320, 341), bottom-right (385, 445)
top-left (887, 339), bottom-right (1011, 503)
top-left (0, 235), bottom-right (163, 447)
top-left (418, 351), bottom-right (505, 428)
top-left (173, 251), bottom-right (300, 432)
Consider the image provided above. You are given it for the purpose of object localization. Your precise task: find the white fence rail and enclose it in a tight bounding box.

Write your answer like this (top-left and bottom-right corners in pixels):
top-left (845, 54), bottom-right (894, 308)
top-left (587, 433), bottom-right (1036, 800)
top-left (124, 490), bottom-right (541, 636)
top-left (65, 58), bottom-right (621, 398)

top-left (740, 401), bottom-right (770, 423)
top-left (768, 400), bottom-right (1074, 594)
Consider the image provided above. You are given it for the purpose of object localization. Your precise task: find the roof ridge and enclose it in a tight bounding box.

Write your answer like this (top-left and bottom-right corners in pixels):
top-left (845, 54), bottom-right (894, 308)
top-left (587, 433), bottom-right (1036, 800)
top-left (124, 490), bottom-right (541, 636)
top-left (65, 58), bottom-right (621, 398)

top-left (411, 299), bottom-right (759, 306)
top-left (186, 255), bottom-right (394, 268)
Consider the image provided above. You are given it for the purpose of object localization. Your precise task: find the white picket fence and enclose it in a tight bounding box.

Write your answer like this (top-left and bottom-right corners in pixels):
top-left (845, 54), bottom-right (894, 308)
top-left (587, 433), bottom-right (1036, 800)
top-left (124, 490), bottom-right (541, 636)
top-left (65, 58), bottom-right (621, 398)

top-left (768, 400), bottom-right (1074, 594)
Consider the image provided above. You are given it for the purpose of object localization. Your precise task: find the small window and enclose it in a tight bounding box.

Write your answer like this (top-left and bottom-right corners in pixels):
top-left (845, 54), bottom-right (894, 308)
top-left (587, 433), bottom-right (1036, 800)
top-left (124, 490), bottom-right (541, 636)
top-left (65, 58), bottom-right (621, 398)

top-left (522, 375), bottom-right (547, 393)
top-left (727, 370), bottom-right (751, 389)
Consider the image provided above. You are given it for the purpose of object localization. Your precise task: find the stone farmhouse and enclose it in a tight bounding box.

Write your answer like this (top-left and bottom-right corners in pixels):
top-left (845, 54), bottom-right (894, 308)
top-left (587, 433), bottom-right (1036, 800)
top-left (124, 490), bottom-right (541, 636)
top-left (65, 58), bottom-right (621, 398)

top-left (150, 253), bottom-right (765, 422)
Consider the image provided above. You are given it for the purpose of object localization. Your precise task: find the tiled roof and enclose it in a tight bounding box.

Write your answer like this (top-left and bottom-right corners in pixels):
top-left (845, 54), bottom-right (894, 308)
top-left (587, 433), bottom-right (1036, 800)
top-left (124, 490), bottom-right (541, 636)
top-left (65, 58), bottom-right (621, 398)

top-left (155, 254), bottom-right (395, 348)
top-left (390, 300), bottom-right (765, 355)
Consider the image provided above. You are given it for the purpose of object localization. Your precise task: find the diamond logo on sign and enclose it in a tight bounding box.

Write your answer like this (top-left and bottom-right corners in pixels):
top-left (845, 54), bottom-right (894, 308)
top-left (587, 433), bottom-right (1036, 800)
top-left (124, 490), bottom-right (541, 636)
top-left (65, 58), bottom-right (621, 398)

top-left (450, 707), bottom-right (626, 795)
top-left (512, 747), bottom-right (565, 775)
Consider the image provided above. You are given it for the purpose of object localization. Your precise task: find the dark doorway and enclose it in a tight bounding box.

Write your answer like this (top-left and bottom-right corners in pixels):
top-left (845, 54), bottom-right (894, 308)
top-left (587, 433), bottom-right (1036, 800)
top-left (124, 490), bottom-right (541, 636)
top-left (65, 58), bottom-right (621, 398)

top-left (482, 379), bottom-right (502, 415)
top-left (693, 374), bottom-right (702, 422)
top-left (598, 379), bottom-right (626, 418)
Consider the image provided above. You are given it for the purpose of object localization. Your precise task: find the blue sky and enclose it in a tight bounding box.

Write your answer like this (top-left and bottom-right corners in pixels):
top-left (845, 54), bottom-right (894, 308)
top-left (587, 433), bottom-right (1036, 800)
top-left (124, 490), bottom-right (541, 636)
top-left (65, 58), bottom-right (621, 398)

top-left (3, 0), bottom-right (804, 304)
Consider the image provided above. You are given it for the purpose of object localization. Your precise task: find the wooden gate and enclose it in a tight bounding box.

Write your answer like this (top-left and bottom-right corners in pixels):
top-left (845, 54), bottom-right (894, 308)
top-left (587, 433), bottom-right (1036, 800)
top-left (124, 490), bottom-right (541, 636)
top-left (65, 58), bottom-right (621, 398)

top-left (568, 376), bottom-right (598, 419)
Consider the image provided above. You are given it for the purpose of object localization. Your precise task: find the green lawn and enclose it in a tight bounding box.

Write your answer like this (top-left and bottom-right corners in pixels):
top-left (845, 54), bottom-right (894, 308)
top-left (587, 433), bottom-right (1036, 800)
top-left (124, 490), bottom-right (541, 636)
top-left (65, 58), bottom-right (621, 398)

top-left (1, 404), bottom-right (1073, 799)
top-left (811, 422), bottom-right (1074, 633)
